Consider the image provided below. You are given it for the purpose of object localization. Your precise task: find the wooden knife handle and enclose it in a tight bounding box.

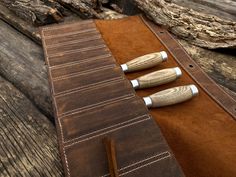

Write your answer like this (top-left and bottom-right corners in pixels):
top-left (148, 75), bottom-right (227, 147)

top-left (143, 85), bottom-right (199, 108)
top-left (121, 51), bottom-right (167, 72)
top-left (131, 67), bottom-right (182, 89)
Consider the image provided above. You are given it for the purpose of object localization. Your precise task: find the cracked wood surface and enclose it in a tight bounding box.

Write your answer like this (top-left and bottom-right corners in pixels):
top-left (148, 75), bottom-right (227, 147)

top-left (134, 0), bottom-right (236, 49)
top-left (0, 0), bottom-right (66, 25)
top-left (0, 76), bottom-right (63, 177)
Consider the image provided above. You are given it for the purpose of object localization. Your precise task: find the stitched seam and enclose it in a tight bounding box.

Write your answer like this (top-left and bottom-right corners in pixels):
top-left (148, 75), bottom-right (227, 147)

top-left (53, 77), bottom-right (123, 96)
top-left (48, 44), bottom-right (106, 58)
top-left (58, 119), bottom-right (71, 177)
top-left (52, 65), bottom-right (117, 81)
top-left (63, 115), bottom-right (149, 143)
top-left (101, 151), bottom-right (171, 177)
top-left (120, 151), bottom-right (170, 172)
top-left (58, 95), bottom-right (136, 119)
top-left (49, 53), bottom-right (112, 69)
top-left (64, 116), bottom-right (151, 148)
top-left (57, 93), bottom-right (134, 117)
top-left (54, 78), bottom-right (126, 98)
top-left (46, 35), bottom-right (102, 48)
top-left (42, 20), bottom-right (94, 31)
top-left (120, 153), bottom-right (171, 176)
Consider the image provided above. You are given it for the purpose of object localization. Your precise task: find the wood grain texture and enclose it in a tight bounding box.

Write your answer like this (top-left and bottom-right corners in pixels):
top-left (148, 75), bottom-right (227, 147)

top-left (0, 76), bottom-right (63, 177)
top-left (0, 19), bottom-right (53, 118)
top-left (134, 0), bottom-right (236, 49)
top-left (149, 85), bottom-right (197, 107)
top-left (137, 68), bottom-right (180, 89)
top-left (125, 52), bottom-right (165, 72)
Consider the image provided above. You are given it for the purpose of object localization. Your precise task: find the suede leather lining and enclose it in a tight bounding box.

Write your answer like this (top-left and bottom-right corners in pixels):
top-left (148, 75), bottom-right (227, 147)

top-left (95, 16), bottom-right (236, 177)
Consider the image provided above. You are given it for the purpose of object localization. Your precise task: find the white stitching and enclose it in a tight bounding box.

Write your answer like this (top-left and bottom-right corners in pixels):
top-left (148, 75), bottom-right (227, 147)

top-left (100, 151), bottom-right (171, 177)
top-left (64, 115), bottom-right (149, 143)
top-left (42, 20), bottom-right (94, 31)
top-left (49, 54), bottom-right (112, 69)
top-left (120, 153), bottom-right (171, 176)
top-left (65, 116), bottom-right (151, 148)
top-left (58, 119), bottom-right (71, 177)
top-left (56, 93), bottom-right (134, 117)
top-left (52, 65), bottom-right (117, 81)
top-left (58, 94), bottom-right (135, 119)
top-left (48, 44), bottom-right (106, 58)
top-left (45, 28), bottom-right (98, 39)
top-left (120, 151), bottom-right (170, 172)
top-left (46, 35), bottom-right (102, 49)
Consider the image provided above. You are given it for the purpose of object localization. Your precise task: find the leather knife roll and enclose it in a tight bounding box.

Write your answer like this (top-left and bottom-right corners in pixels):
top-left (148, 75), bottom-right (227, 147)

top-left (41, 16), bottom-right (236, 177)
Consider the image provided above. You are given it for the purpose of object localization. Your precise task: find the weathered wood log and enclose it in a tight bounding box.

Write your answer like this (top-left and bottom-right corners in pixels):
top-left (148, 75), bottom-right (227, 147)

top-left (0, 1), bottom-right (41, 43)
top-left (57, 0), bottom-right (103, 18)
top-left (0, 1), bottom-right (83, 44)
top-left (0, 76), bottom-right (63, 176)
top-left (178, 39), bottom-right (236, 93)
top-left (134, 0), bottom-right (236, 49)
top-left (57, 0), bottom-right (125, 19)
top-left (0, 0), bottom-right (66, 25)
top-left (173, 0), bottom-right (236, 21)
top-left (0, 19), bottom-right (53, 118)
top-left (109, 0), bottom-right (141, 15)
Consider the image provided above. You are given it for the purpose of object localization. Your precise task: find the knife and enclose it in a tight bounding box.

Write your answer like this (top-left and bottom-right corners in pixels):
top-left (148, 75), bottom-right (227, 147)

top-left (143, 85), bottom-right (199, 108)
top-left (131, 67), bottom-right (182, 89)
top-left (121, 51), bottom-right (167, 72)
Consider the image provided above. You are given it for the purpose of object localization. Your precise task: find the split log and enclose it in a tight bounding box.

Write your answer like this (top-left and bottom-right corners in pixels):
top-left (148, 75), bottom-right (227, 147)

top-left (0, 1), bottom-right (41, 43)
top-left (173, 0), bottom-right (236, 21)
top-left (0, 0), bottom-right (66, 25)
top-left (0, 1), bottom-right (82, 44)
top-left (57, 0), bottom-right (104, 18)
top-left (0, 19), bottom-right (53, 118)
top-left (134, 0), bottom-right (236, 49)
top-left (57, 0), bottom-right (126, 19)
top-left (0, 76), bottom-right (63, 176)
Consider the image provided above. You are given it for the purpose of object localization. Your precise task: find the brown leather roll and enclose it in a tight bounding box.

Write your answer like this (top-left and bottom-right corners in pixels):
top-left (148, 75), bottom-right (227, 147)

top-left (94, 16), bottom-right (236, 177)
top-left (41, 16), bottom-right (236, 177)
top-left (41, 17), bottom-right (184, 177)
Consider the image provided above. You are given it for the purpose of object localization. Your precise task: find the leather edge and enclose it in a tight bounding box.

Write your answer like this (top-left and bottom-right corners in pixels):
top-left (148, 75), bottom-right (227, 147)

top-left (140, 15), bottom-right (236, 120)
top-left (40, 25), bottom-right (74, 177)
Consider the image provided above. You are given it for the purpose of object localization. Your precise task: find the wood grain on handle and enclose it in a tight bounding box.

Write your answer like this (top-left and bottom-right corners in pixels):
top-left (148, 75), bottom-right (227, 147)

top-left (121, 51), bottom-right (167, 72)
top-left (133, 67), bottom-right (182, 89)
top-left (144, 85), bottom-right (198, 108)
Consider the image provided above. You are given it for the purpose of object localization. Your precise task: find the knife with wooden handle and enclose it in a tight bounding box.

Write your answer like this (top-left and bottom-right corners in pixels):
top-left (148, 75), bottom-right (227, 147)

top-left (121, 51), bottom-right (167, 72)
top-left (131, 67), bottom-right (182, 89)
top-left (143, 85), bottom-right (199, 108)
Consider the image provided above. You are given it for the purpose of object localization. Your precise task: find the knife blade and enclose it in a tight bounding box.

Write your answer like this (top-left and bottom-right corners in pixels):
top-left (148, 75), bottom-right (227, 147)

top-left (131, 67), bottom-right (182, 89)
top-left (143, 85), bottom-right (199, 108)
top-left (120, 51), bottom-right (167, 72)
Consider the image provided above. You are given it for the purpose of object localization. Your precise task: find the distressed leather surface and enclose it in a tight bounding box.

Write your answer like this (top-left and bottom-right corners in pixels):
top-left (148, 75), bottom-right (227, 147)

top-left (94, 16), bottom-right (236, 177)
top-left (41, 19), bottom-right (184, 177)
top-left (41, 16), bottom-right (236, 177)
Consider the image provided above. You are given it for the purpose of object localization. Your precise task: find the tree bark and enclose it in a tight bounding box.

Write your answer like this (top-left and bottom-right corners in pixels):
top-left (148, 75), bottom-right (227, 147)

top-left (173, 0), bottom-right (236, 21)
top-left (134, 0), bottom-right (236, 49)
top-left (0, 0), bottom-right (66, 25)
top-left (0, 76), bottom-right (63, 176)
